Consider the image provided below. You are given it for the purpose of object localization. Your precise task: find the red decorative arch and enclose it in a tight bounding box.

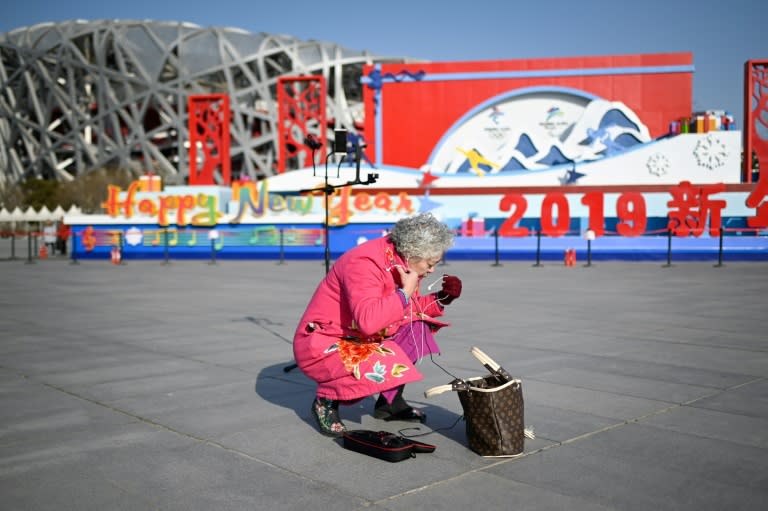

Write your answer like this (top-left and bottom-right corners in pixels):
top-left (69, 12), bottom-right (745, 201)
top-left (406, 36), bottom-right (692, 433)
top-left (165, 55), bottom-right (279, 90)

top-left (744, 60), bottom-right (768, 183)
top-left (277, 76), bottom-right (327, 174)
top-left (188, 94), bottom-right (231, 185)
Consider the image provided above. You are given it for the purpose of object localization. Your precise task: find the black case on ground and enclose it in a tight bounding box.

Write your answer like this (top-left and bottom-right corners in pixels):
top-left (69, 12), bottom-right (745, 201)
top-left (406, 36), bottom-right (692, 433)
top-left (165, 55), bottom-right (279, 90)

top-left (342, 430), bottom-right (435, 462)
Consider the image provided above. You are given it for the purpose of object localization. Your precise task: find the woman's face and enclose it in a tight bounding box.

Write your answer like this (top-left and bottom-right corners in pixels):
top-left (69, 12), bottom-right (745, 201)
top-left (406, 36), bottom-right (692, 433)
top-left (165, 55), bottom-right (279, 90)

top-left (407, 255), bottom-right (442, 277)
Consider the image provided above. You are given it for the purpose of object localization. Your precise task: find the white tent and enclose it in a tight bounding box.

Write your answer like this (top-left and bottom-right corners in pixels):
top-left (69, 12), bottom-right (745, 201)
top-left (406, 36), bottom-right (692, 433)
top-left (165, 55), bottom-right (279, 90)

top-left (24, 206), bottom-right (47, 222)
top-left (38, 205), bottom-right (54, 222)
top-left (52, 205), bottom-right (67, 219)
top-left (0, 208), bottom-right (10, 222)
top-left (8, 207), bottom-right (26, 222)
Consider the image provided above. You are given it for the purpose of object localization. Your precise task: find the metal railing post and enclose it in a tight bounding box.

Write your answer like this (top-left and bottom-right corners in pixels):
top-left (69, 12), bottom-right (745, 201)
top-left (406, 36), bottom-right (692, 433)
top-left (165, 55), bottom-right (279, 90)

top-left (662, 228), bottom-right (673, 267)
top-left (492, 227), bottom-right (502, 267)
top-left (208, 237), bottom-right (217, 265)
top-left (162, 228), bottom-right (171, 265)
top-left (118, 231), bottom-right (126, 265)
top-left (714, 227), bottom-right (724, 267)
top-left (533, 230), bottom-right (542, 267)
top-left (25, 228), bottom-right (35, 264)
top-left (277, 228), bottom-right (286, 265)
top-left (70, 231), bottom-right (79, 265)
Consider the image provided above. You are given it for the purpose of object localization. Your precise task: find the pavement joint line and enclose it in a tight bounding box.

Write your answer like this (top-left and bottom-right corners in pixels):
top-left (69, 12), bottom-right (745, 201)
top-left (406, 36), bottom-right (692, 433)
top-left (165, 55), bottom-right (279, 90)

top-left (2, 360), bottom-right (650, 507)
top-left (535, 375), bottom-right (767, 451)
top-left (100, 475), bottom-right (161, 509)
top-left (523, 373), bottom-right (761, 404)
top-left (524, 375), bottom-right (682, 404)
top-left (610, 335), bottom-right (768, 354)
top-left (372, 447), bottom-right (540, 506)
top-left (507, 333), bottom-right (768, 356)
top-left (39, 315), bottom-right (301, 379)
top-left (1, 365), bottom-right (373, 506)
top-left (374, 375), bottom-right (767, 505)
top-left (34, 326), bottom-right (278, 380)
top-left (531, 324), bottom-right (767, 354)
top-left (241, 316), bottom-right (295, 345)
top-left (481, 343), bottom-right (762, 388)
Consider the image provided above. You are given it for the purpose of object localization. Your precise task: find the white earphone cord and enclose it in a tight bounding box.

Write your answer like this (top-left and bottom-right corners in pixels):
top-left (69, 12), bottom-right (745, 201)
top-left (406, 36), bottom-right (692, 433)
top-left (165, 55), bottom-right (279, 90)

top-left (406, 286), bottom-right (460, 381)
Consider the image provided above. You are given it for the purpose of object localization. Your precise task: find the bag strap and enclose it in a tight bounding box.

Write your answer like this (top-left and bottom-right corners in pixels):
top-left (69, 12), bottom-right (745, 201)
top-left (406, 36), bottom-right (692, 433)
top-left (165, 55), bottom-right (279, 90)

top-left (424, 384), bottom-right (453, 398)
top-left (424, 378), bottom-right (473, 398)
top-left (471, 346), bottom-right (514, 381)
top-left (470, 346), bottom-right (500, 371)
top-left (424, 347), bottom-right (517, 398)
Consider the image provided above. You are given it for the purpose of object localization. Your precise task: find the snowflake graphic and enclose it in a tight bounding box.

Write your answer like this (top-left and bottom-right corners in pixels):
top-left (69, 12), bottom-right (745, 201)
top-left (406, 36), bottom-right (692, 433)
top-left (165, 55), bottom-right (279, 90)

top-left (646, 153), bottom-right (670, 177)
top-left (693, 134), bottom-right (728, 170)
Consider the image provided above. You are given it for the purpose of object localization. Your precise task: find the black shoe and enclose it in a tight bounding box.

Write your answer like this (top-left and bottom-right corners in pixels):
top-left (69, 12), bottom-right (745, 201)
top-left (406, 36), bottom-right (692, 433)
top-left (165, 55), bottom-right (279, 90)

top-left (373, 386), bottom-right (427, 423)
top-left (311, 397), bottom-right (347, 437)
top-left (373, 406), bottom-right (427, 423)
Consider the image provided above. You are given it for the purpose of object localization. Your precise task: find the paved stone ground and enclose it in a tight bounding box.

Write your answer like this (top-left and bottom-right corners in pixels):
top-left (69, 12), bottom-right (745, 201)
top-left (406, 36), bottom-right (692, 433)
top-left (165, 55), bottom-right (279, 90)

top-left (1, 257), bottom-right (766, 510)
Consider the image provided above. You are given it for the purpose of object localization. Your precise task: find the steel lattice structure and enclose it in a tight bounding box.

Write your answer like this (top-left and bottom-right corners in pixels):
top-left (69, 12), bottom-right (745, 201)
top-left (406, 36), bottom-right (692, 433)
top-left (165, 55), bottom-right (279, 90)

top-left (0, 20), bottom-right (410, 187)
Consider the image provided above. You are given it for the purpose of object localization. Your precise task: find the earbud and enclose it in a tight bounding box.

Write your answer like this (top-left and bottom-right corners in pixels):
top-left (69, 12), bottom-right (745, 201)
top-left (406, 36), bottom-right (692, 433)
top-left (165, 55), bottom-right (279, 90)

top-left (426, 276), bottom-right (444, 290)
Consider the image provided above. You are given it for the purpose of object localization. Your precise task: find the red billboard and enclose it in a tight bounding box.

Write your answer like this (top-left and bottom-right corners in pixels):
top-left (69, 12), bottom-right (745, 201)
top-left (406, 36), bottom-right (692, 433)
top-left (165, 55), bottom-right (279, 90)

top-left (363, 52), bottom-right (693, 169)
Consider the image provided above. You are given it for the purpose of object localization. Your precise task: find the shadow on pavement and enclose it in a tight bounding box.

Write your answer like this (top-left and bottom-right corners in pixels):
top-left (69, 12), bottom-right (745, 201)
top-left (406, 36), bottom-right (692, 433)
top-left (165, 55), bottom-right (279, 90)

top-left (254, 360), bottom-right (468, 446)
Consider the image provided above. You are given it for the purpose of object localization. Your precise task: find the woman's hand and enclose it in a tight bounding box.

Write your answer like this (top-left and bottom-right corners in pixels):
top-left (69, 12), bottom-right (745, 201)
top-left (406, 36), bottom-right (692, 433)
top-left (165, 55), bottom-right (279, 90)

top-left (437, 275), bottom-right (462, 305)
top-left (395, 266), bottom-right (419, 299)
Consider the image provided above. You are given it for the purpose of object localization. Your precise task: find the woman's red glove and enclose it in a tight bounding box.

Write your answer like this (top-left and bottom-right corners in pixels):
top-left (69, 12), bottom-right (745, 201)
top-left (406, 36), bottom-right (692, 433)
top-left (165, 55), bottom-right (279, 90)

top-left (436, 275), bottom-right (462, 305)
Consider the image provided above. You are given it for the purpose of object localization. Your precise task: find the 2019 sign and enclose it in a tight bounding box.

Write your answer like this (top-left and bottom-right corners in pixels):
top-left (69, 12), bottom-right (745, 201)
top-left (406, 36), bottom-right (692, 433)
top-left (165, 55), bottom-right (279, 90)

top-left (498, 181), bottom-right (767, 237)
top-left (500, 190), bottom-right (650, 237)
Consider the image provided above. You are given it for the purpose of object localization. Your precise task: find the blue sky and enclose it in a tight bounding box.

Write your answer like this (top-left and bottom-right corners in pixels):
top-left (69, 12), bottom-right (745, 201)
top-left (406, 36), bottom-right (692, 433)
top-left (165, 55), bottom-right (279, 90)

top-left (1, 0), bottom-right (765, 127)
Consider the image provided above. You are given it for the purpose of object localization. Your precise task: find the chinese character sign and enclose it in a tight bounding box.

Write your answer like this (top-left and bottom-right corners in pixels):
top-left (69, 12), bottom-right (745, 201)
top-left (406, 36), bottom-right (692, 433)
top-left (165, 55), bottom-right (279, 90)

top-left (667, 181), bottom-right (726, 236)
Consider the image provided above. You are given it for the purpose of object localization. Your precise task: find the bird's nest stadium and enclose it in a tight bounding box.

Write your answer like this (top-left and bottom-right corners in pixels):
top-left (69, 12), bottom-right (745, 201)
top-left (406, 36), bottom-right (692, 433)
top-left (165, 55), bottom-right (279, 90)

top-left (0, 19), bottom-right (412, 187)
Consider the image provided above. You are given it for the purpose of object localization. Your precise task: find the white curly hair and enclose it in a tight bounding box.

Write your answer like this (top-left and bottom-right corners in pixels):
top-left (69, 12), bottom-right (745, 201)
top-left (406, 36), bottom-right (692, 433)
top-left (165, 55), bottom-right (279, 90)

top-left (389, 213), bottom-right (454, 260)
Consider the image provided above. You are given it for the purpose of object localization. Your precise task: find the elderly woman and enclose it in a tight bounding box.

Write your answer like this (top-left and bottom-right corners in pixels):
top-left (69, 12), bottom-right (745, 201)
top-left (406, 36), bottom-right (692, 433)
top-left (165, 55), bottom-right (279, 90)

top-left (293, 213), bottom-right (462, 436)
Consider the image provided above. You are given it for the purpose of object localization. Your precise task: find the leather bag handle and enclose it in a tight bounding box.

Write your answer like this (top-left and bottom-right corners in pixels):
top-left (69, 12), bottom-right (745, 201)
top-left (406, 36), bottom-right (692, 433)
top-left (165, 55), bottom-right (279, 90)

top-left (424, 384), bottom-right (453, 398)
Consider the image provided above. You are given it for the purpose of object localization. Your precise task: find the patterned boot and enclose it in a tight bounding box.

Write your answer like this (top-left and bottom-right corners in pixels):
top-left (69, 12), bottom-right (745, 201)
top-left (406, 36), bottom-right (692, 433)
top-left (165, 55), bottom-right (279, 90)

top-left (311, 397), bottom-right (347, 437)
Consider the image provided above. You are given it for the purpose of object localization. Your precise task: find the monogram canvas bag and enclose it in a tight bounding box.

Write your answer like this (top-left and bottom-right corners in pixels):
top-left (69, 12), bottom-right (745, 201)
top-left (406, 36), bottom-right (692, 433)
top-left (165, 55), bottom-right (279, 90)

top-left (425, 347), bottom-right (532, 457)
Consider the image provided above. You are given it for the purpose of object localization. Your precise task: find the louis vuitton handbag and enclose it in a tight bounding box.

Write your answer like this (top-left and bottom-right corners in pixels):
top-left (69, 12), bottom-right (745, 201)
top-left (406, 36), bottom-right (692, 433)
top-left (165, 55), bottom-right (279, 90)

top-left (425, 347), bottom-right (532, 457)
